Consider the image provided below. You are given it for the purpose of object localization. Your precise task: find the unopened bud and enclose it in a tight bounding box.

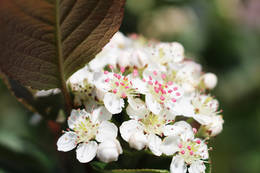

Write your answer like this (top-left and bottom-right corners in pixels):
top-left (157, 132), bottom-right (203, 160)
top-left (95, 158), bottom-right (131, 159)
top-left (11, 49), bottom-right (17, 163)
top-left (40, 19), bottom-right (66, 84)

top-left (202, 73), bottom-right (218, 89)
top-left (97, 140), bottom-right (122, 163)
top-left (129, 132), bottom-right (147, 150)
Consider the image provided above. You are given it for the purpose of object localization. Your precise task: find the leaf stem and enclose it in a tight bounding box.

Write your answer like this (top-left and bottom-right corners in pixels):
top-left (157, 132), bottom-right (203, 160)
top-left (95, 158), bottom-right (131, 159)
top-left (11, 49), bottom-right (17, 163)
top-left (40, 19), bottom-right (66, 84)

top-left (55, 0), bottom-right (72, 113)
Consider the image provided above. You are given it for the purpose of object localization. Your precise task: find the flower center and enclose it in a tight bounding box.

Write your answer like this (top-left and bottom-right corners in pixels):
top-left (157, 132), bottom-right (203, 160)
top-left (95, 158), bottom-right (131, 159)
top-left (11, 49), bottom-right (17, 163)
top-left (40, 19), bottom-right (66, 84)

top-left (141, 113), bottom-right (166, 136)
top-left (178, 139), bottom-right (203, 165)
top-left (71, 79), bottom-right (93, 96)
top-left (145, 71), bottom-right (182, 105)
top-left (192, 96), bottom-right (217, 115)
top-left (104, 71), bottom-right (137, 98)
top-left (73, 117), bottom-right (99, 144)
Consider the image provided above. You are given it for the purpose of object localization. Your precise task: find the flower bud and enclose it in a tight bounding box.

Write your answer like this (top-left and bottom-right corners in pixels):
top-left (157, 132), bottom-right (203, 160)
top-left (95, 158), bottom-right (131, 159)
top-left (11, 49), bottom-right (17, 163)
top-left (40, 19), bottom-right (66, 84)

top-left (206, 115), bottom-right (224, 136)
top-left (202, 73), bottom-right (218, 89)
top-left (129, 132), bottom-right (147, 150)
top-left (97, 140), bottom-right (122, 163)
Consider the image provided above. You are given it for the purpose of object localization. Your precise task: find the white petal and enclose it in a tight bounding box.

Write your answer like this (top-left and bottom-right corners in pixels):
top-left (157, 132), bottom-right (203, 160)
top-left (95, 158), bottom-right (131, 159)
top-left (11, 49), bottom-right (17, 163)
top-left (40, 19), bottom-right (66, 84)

top-left (68, 109), bottom-right (88, 129)
top-left (120, 120), bottom-right (143, 142)
top-left (173, 96), bottom-right (194, 117)
top-left (172, 121), bottom-right (194, 141)
top-left (129, 131), bottom-right (148, 150)
top-left (188, 160), bottom-right (206, 173)
top-left (170, 156), bottom-right (187, 173)
top-left (57, 132), bottom-right (77, 152)
top-left (160, 136), bottom-right (180, 155)
top-left (97, 140), bottom-right (122, 163)
top-left (205, 115), bottom-right (224, 136)
top-left (161, 109), bottom-right (176, 123)
top-left (93, 72), bottom-right (112, 91)
top-left (131, 78), bottom-right (148, 94)
top-left (163, 125), bottom-right (175, 136)
top-left (126, 98), bottom-right (148, 120)
top-left (76, 141), bottom-right (98, 163)
top-left (143, 68), bottom-right (164, 82)
top-left (146, 94), bottom-right (161, 115)
top-left (104, 93), bottom-right (124, 114)
top-left (193, 114), bottom-right (212, 125)
top-left (68, 66), bottom-right (93, 85)
top-left (96, 121), bottom-right (118, 142)
top-left (195, 139), bottom-right (209, 160)
top-left (90, 106), bottom-right (112, 123)
top-left (147, 134), bottom-right (162, 156)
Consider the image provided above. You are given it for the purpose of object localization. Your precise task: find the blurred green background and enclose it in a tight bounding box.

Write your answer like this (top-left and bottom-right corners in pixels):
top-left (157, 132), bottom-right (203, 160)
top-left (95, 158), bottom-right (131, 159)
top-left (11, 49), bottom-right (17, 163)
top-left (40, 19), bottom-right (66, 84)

top-left (1, 0), bottom-right (260, 172)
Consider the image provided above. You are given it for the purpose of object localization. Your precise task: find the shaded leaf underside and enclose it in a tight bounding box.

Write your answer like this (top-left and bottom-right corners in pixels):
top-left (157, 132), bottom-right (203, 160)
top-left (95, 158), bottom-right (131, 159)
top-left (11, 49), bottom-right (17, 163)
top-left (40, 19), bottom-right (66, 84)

top-left (0, 0), bottom-right (125, 89)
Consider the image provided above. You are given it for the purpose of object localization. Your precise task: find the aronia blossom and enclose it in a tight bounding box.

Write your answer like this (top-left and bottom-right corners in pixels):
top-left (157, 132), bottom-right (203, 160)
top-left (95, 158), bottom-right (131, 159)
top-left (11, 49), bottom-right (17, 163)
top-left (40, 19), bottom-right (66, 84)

top-left (120, 98), bottom-right (176, 156)
top-left (57, 108), bottom-right (122, 163)
top-left (160, 121), bottom-right (209, 173)
top-left (94, 68), bottom-right (139, 114)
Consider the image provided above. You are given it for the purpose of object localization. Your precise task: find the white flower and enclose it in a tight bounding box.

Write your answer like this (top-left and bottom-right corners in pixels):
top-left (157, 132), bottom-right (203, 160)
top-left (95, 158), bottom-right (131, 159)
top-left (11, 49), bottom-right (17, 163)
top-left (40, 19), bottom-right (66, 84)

top-left (133, 68), bottom-right (183, 115)
top-left (147, 42), bottom-right (185, 70)
top-left (191, 94), bottom-right (220, 125)
top-left (67, 66), bottom-right (96, 106)
top-left (120, 98), bottom-right (176, 156)
top-left (89, 32), bottom-right (128, 71)
top-left (57, 108), bottom-right (121, 163)
top-left (167, 61), bottom-right (202, 94)
top-left (89, 32), bottom-right (148, 70)
top-left (173, 94), bottom-right (222, 126)
top-left (160, 121), bottom-right (208, 173)
top-left (201, 73), bottom-right (218, 89)
top-left (94, 70), bottom-right (138, 114)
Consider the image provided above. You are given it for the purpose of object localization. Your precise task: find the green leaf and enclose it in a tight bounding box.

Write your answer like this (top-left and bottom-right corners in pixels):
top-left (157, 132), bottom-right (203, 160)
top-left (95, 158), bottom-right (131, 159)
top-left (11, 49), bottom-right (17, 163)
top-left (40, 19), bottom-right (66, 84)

top-left (0, 0), bottom-right (125, 90)
top-left (108, 169), bottom-right (170, 173)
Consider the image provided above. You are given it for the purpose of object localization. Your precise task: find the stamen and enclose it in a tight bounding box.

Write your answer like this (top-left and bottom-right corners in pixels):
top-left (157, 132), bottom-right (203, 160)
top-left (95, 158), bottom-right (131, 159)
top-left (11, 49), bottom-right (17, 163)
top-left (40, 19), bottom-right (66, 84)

top-left (161, 74), bottom-right (166, 79)
top-left (193, 128), bottom-right (197, 134)
top-left (160, 95), bottom-right (165, 101)
top-left (196, 140), bottom-right (201, 144)
top-left (168, 81), bottom-right (173, 85)
top-left (109, 65), bottom-right (114, 70)
top-left (113, 89), bottom-right (117, 94)
top-left (172, 98), bottom-right (177, 103)
top-left (154, 87), bottom-right (160, 93)
top-left (121, 93), bottom-right (127, 98)
top-left (133, 69), bottom-right (138, 77)
top-left (120, 67), bottom-right (125, 73)
top-left (105, 78), bottom-right (110, 83)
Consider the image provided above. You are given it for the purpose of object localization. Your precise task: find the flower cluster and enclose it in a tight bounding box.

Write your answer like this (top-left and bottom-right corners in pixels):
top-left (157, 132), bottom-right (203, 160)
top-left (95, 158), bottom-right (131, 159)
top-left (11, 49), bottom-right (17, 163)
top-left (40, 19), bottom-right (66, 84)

top-left (57, 32), bottom-right (224, 173)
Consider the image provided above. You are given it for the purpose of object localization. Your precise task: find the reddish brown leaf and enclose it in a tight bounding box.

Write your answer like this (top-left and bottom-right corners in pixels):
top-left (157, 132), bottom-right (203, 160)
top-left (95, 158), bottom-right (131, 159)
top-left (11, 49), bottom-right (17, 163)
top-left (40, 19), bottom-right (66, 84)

top-left (0, 0), bottom-right (125, 90)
